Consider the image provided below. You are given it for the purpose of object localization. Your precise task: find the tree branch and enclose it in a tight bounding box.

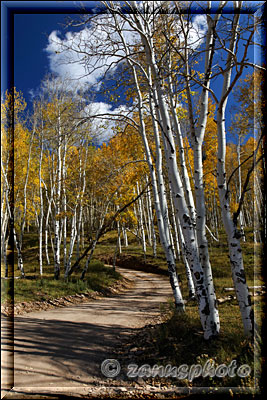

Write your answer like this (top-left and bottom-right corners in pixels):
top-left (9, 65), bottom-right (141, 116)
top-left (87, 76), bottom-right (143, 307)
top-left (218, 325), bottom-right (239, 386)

top-left (67, 181), bottom-right (150, 276)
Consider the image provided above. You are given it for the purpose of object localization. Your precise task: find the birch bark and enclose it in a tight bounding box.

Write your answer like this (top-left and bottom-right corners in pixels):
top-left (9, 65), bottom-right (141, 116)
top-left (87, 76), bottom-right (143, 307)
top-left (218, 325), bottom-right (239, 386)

top-left (54, 114), bottom-right (62, 279)
top-left (130, 7), bottom-right (215, 337)
top-left (216, 4), bottom-right (253, 336)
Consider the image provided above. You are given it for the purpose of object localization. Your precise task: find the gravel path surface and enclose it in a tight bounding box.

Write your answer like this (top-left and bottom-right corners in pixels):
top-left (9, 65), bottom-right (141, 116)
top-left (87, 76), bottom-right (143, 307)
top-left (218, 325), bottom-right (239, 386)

top-left (1, 268), bottom-right (181, 399)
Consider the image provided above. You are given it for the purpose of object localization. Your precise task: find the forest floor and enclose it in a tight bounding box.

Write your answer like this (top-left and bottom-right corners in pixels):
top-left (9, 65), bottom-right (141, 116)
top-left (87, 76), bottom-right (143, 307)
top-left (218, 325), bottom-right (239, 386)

top-left (1, 229), bottom-right (265, 398)
top-left (2, 265), bottom-right (264, 399)
top-left (2, 267), bottom-right (185, 399)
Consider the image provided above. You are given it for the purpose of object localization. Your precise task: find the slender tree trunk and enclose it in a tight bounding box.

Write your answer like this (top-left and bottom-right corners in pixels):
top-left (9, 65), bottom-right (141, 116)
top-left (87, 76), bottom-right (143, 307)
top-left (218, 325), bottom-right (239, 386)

top-left (54, 115), bottom-right (62, 280)
top-left (76, 145), bottom-right (88, 261)
top-left (62, 138), bottom-right (68, 271)
top-left (136, 181), bottom-right (147, 261)
top-left (17, 129), bottom-right (35, 277)
top-left (169, 191), bottom-right (180, 261)
top-left (142, 35), bottom-right (213, 336)
top-left (64, 208), bottom-right (77, 277)
top-left (217, 107), bottom-right (253, 337)
top-left (113, 218), bottom-right (121, 271)
top-left (146, 176), bottom-right (157, 258)
top-left (38, 131), bottom-right (44, 276)
top-left (216, 6), bottom-right (253, 337)
top-left (178, 8), bottom-right (220, 335)
top-left (168, 64), bottom-right (196, 223)
top-left (237, 137), bottom-right (246, 241)
top-left (14, 228), bottom-right (24, 277)
top-left (133, 68), bottom-right (184, 310)
top-left (113, 13), bottom-right (184, 310)
top-left (122, 223), bottom-right (128, 247)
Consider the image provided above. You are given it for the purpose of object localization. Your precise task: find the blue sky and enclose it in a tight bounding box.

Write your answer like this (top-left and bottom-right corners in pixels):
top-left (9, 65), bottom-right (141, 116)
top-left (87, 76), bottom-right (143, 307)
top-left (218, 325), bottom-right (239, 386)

top-left (1, 1), bottom-right (265, 142)
top-left (14, 13), bottom-right (70, 100)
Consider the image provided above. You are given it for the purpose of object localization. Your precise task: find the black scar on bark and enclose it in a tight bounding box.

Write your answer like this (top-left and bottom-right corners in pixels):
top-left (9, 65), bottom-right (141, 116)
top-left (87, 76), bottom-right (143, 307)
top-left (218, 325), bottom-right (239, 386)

top-left (194, 271), bottom-right (200, 280)
top-left (236, 269), bottom-right (246, 283)
top-left (183, 214), bottom-right (191, 224)
top-left (176, 193), bottom-right (181, 198)
top-left (201, 303), bottom-right (210, 316)
top-left (198, 276), bottom-right (204, 285)
top-left (230, 242), bottom-right (238, 247)
top-left (233, 230), bottom-right (242, 239)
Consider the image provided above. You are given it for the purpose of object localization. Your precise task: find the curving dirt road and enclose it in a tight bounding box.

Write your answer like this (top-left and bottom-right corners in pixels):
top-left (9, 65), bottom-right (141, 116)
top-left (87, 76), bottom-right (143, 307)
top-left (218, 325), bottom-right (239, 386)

top-left (1, 267), bottom-right (174, 398)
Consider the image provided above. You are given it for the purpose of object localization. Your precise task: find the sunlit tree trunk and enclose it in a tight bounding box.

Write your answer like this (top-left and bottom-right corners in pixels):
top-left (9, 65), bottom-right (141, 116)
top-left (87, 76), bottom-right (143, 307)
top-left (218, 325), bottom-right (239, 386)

top-left (136, 181), bottom-right (147, 261)
top-left (64, 207), bottom-right (77, 277)
top-left (116, 31), bottom-right (185, 308)
top-left (178, 6), bottom-right (220, 335)
top-left (1, 155), bottom-right (10, 277)
top-left (135, 17), bottom-right (214, 337)
top-left (38, 124), bottom-right (44, 276)
top-left (133, 74), bottom-right (184, 310)
top-left (146, 176), bottom-right (157, 258)
top-left (237, 136), bottom-right (246, 241)
top-left (62, 137), bottom-right (68, 270)
top-left (122, 222), bottom-right (128, 247)
top-left (216, 6), bottom-right (253, 336)
top-left (54, 114), bottom-right (62, 279)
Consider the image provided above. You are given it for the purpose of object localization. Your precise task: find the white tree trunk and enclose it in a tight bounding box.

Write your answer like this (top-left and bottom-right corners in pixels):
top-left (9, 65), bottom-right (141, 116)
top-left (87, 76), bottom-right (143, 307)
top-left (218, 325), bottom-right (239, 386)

top-left (14, 228), bottom-right (24, 277)
top-left (132, 68), bottom-right (184, 310)
top-left (237, 137), bottom-right (246, 241)
top-left (62, 138), bottom-right (68, 270)
top-left (54, 115), bottom-right (62, 279)
top-left (139, 26), bottom-right (214, 336)
top-left (217, 107), bottom-right (253, 336)
top-left (216, 6), bottom-right (253, 336)
top-left (169, 191), bottom-right (180, 261)
top-left (64, 208), bottom-right (77, 277)
top-left (112, 9), bottom-right (185, 310)
top-left (167, 65), bottom-right (196, 223)
top-left (38, 130), bottom-right (44, 276)
top-left (146, 176), bottom-right (157, 258)
top-left (122, 223), bottom-right (128, 247)
top-left (136, 181), bottom-right (147, 261)
top-left (76, 145), bottom-right (88, 261)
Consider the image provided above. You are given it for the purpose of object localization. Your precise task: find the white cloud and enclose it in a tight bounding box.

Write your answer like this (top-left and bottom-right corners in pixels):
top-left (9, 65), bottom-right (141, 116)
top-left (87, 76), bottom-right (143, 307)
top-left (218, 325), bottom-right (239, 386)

top-left (45, 15), bottom-right (138, 92)
top-left (188, 14), bottom-right (208, 48)
top-left (84, 101), bottom-right (131, 143)
top-left (45, 11), bottom-right (207, 95)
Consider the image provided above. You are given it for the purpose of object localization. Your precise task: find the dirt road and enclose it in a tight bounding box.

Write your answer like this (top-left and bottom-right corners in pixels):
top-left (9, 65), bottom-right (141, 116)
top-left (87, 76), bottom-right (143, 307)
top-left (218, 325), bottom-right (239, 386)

top-left (2, 268), bottom-right (174, 398)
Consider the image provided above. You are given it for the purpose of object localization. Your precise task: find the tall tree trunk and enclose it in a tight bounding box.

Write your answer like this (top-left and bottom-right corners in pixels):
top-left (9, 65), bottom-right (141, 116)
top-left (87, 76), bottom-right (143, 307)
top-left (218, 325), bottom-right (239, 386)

top-left (38, 130), bottom-right (44, 276)
top-left (54, 115), bottom-right (62, 280)
top-left (64, 208), bottom-right (77, 277)
top-left (216, 5), bottom-right (253, 337)
top-left (237, 136), bottom-right (246, 241)
top-left (62, 138), bottom-right (68, 271)
top-left (146, 176), bottom-right (157, 258)
top-left (136, 181), bottom-right (147, 261)
top-left (113, 12), bottom-right (184, 309)
top-left (140, 28), bottom-right (214, 336)
top-left (217, 107), bottom-right (253, 336)
top-left (122, 223), bottom-right (128, 247)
